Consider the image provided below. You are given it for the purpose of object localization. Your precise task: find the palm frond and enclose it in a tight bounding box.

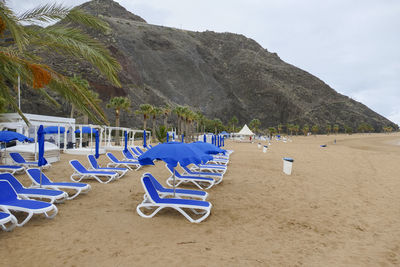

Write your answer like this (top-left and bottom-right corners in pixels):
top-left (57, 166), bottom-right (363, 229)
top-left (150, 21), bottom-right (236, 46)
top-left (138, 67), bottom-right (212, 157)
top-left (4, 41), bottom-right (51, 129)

top-left (0, 2), bottom-right (28, 51)
top-left (65, 8), bottom-right (110, 33)
top-left (17, 3), bottom-right (71, 24)
top-left (28, 26), bottom-right (121, 86)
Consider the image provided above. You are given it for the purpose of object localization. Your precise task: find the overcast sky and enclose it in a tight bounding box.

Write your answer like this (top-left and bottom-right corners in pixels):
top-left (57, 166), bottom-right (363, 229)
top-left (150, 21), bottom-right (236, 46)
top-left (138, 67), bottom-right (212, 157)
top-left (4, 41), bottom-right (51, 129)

top-left (9, 0), bottom-right (400, 124)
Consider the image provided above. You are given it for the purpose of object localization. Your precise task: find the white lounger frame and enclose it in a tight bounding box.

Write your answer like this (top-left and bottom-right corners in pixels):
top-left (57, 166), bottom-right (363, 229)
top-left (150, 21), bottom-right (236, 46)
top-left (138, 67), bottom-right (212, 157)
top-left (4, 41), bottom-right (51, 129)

top-left (137, 177), bottom-right (212, 223)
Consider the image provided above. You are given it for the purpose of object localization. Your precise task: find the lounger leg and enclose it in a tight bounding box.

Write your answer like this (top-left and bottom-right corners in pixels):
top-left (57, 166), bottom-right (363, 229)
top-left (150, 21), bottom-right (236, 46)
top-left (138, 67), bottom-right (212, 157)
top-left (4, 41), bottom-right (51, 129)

top-left (1, 214), bottom-right (17, 231)
top-left (44, 205), bottom-right (58, 219)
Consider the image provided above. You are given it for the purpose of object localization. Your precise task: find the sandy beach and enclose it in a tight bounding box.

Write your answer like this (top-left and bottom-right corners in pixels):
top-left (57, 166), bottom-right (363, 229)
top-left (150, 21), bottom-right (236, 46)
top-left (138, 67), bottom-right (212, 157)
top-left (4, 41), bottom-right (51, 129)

top-left (2, 133), bottom-right (400, 266)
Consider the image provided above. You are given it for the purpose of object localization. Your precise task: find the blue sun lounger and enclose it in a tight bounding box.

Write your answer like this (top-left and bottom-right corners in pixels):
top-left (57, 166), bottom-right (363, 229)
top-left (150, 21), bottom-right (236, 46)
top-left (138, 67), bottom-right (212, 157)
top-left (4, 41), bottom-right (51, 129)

top-left (0, 165), bottom-right (24, 175)
top-left (130, 147), bottom-right (141, 157)
top-left (166, 165), bottom-right (215, 190)
top-left (106, 153), bottom-right (141, 170)
top-left (0, 211), bottom-right (17, 231)
top-left (122, 149), bottom-right (138, 161)
top-left (70, 160), bottom-right (118, 184)
top-left (135, 147), bottom-right (146, 154)
top-left (9, 152), bottom-right (51, 169)
top-left (191, 163), bottom-right (227, 174)
top-left (181, 166), bottom-right (223, 185)
top-left (87, 155), bottom-right (128, 178)
top-left (26, 168), bottom-right (91, 200)
top-left (0, 180), bottom-right (58, 227)
top-left (0, 173), bottom-right (68, 204)
top-left (136, 176), bottom-right (212, 223)
top-left (143, 173), bottom-right (208, 201)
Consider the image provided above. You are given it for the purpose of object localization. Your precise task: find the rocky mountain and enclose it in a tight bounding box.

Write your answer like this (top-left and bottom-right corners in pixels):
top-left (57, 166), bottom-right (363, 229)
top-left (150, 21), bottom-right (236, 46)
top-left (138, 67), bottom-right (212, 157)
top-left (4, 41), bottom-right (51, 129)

top-left (23, 0), bottom-right (397, 131)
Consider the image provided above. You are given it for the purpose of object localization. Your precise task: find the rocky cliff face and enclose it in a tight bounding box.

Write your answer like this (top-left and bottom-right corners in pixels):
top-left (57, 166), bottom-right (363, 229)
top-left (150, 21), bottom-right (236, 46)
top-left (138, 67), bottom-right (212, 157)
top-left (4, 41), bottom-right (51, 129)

top-left (25, 0), bottom-right (397, 131)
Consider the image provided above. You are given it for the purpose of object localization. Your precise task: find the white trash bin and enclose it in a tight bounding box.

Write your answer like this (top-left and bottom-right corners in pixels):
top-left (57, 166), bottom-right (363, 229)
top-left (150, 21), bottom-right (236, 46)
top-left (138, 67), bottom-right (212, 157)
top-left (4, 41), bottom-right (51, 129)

top-left (258, 143), bottom-right (261, 149)
top-left (283, 157), bottom-right (294, 175)
top-left (263, 145), bottom-right (268, 153)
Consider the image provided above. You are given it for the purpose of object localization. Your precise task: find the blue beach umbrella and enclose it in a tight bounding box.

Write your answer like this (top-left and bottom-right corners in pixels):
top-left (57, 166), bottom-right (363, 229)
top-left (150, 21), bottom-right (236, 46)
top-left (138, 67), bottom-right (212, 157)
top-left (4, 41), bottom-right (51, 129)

top-left (95, 132), bottom-right (100, 159)
top-left (0, 131), bottom-right (33, 143)
top-left (203, 134), bottom-right (206, 143)
top-left (143, 130), bottom-right (147, 148)
top-left (172, 132), bottom-right (175, 141)
top-left (0, 131), bottom-right (33, 163)
top-left (189, 141), bottom-right (226, 155)
top-left (181, 134), bottom-right (184, 143)
top-left (138, 142), bottom-right (212, 195)
top-left (222, 136), bottom-right (225, 147)
top-left (37, 125), bottom-right (48, 187)
top-left (166, 132), bottom-right (169, 143)
top-left (123, 131), bottom-right (128, 154)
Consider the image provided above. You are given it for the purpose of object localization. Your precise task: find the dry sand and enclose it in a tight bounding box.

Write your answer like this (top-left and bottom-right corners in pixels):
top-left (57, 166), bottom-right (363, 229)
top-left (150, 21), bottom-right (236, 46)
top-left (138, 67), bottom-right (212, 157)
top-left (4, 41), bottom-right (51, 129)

top-left (2, 133), bottom-right (400, 266)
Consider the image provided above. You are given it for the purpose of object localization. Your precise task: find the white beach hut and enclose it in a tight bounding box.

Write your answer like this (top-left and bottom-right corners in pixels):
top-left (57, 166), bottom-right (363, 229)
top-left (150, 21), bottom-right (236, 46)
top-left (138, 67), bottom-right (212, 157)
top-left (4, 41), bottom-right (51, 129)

top-left (233, 124), bottom-right (255, 142)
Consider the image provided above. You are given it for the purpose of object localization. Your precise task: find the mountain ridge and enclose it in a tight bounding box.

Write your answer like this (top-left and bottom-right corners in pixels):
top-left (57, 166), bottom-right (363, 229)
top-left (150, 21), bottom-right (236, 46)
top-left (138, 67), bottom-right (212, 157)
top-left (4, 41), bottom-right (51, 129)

top-left (22, 0), bottom-right (397, 132)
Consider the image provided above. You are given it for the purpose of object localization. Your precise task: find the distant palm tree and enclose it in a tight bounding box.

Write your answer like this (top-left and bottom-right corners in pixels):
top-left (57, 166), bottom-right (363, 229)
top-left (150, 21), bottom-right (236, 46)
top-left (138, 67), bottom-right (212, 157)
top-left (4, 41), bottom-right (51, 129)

top-left (311, 125), bottom-right (319, 136)
top-left (213, 118), bottom-right (223, 134)
top-left (135, 104), bottom-right (153, 130)
top-left (229, 116), bottom-right (239, 132)
top-left (150, 106), bottom-right (162, 142)
top-left (302, 125), bottom-right (309, 136)
top-left (294, 125), bottom-right (300, 135)
top-left (107, 96), bottom-right (130, 145)
top-left (0, 2), bottom-right (121, 124)
top-left (326, 124), bottom-right (332, 135)
top-left (277, 124), bottom-right (283, 134)
top-left (173, 106), bottom-right (185, 135)
top-left (162, 104), bottom-right (171, 128)
top-left (249, 119), bottom-right (261, 133)
top-left (333, 124), bottom-right (339, 135)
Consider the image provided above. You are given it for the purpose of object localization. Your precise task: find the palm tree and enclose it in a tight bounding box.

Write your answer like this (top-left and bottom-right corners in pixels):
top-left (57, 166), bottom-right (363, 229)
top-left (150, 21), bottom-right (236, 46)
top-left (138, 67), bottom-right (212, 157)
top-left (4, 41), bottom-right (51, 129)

top-left (162, 104), bottom-right (171, 128)
top-left (195, 111), bottom-right (206, 133)
top-left (268, 127), bottom-right (276, 137)
top-left (302, 125), bottom-right (309, 136)
top-left (135, 104), bottom-right (153, 130)
top-left (294, 125), bottom-right (300, 135)
top-left (106, 96), bottom-right (130, 145)
top-left (173, 106), bottom-right (185, 135)
top-left (249, 119), bottom-right (261, 133)
top-left (326, 124), bottom-right (332, 135)
top-left (229, 116), bottom-right (239, 132)
top-left (333, 124), bottom-right (339, 135)
top-left (0, 2), bottom-right (121, 124)
top-left (150, 106), bottom-right (162, 142)
top-left (213, 118), bottom-right (223, 134)
top-left (287, 124), bottom-right (294, 136)
top-left (277, 124), bottom-right (283, 134)
top-left (311, 125), bottom-right (319, 136)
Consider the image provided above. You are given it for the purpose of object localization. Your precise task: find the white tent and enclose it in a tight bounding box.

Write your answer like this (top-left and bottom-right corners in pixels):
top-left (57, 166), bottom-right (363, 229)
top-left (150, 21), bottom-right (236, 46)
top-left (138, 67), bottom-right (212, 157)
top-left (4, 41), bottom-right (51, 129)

top-left (237, 124), bottom-right (254, 136)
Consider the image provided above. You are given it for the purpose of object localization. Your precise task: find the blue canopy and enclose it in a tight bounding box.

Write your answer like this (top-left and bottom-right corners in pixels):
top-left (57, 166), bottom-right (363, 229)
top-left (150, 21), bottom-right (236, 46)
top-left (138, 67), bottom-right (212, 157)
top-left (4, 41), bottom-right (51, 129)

top-left (189, 141), bottom-right (226, 155)
top-left (203, 134), bottom-right (206, 143)
top-left (37, 125), bottom-right (48, 167)
top-left (138, 142), bottom-right (212, 167)
top-left (166, 132), bottom-right (169, 143)
top-left (181, 134), bottom-right (184, 143)
top-left (0, 131), bottom-right (33, 143)
top-left (44, 126), bottom-right (65, 134)
top-left (75, 127), bottom-right (98, 134)
top-left (219, 131), bottom-right (229, 136)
